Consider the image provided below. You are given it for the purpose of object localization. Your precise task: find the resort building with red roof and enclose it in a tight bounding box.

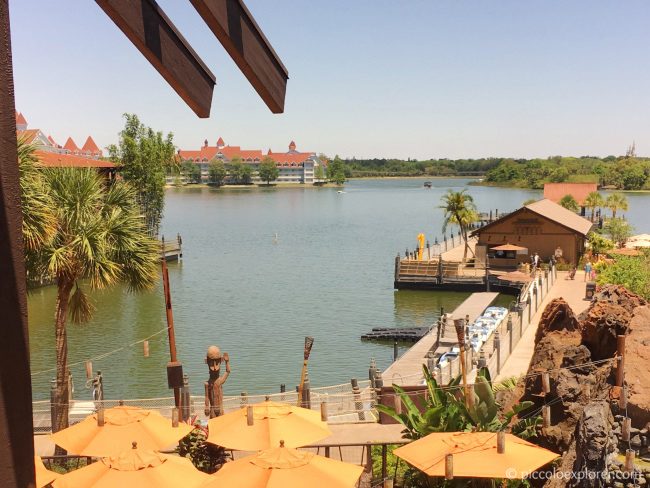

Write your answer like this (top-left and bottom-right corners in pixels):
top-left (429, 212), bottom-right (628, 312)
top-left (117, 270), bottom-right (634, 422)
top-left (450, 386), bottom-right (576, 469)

top-left (15, 111), bottom-right (115, 172)
top-left (177, 137), bottom-right (323, 184)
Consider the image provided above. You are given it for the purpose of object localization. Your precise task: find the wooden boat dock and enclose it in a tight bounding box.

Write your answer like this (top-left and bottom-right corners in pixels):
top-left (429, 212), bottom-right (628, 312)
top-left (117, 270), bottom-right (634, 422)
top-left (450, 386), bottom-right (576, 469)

top-left (161, 233), bottom-right (183, 261)
top-left (381, 292), bottom-right (498, 385)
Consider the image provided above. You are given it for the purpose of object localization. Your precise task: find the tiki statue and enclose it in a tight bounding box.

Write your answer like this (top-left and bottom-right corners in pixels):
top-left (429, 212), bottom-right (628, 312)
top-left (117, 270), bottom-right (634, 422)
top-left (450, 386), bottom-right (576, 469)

top-left (204, 345), bottom-right (231, 418)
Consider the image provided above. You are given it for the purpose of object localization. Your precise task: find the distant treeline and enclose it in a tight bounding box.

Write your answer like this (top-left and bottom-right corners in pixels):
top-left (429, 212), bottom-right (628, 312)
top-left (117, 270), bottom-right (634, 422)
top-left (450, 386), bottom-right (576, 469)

top-left (342, 156), bottom-right (650, 190)
top-left (342, 158), bottom-right (501, 177)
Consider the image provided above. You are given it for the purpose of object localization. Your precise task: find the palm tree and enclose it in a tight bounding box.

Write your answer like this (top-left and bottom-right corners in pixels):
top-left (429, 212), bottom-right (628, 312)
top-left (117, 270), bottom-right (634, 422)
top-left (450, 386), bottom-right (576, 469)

top-left (24, 167), bottom-right (160, 437)
top-left (439, 189), bottom-right (478, 263)
top-left (605, 192), bottom-right (629, 219)
top-left (584, 191), bottom-right (604, 222)
top-left (18, 138), bottom-right (56, 257)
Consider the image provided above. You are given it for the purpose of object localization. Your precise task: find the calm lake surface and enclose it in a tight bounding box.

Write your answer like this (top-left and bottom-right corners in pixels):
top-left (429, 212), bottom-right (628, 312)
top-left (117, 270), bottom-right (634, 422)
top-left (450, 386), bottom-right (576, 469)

top-left (27, 179), bottom-right (650, 400)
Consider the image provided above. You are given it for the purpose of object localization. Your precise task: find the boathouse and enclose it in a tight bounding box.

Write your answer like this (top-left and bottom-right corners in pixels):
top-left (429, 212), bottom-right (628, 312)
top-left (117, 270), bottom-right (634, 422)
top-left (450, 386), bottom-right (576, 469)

top-left (471, 199), bottom-right (593, 267)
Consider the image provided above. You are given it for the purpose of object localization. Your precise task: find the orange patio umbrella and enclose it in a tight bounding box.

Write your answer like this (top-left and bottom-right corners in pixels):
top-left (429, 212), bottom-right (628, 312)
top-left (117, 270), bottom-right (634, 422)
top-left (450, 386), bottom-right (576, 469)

top-left (206, 400), bottom-right (331, 451)
top-left (205, 440), bottom-right (363, 488)
top-left (49, 405), bottom-right (193, 457)
top-left (35, 456), bottom-right (60, 488)
top-left (52, 443), bottom-right (209, 488)
top-left (393, 431), bottom-right (559, 479)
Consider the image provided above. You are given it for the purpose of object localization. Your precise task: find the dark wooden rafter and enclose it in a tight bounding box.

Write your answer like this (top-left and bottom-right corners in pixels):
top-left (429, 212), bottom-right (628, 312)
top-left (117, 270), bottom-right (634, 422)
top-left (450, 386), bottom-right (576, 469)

top-left (96, 0), bottom-right (216, 118)
top-left (190, 0), bottom-right (289, 113)
top-left (0, 1), bottom-right (35, 486)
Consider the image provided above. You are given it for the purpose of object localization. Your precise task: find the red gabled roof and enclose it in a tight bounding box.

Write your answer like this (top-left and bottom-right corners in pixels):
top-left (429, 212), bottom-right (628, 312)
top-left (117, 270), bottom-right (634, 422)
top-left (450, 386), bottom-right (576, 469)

top-left (219, 146), bottom-right (263, 160)
top-left (16, 129), bottom-right (40, 144)
top-left (35, 150), bottom-right (116, 169)
top-left (267, 151), bottom-right (314, 164)
top-left (82, 136), bottom-right (101, 153)
top-left (63, 137), bottom-right (80, 152)
top-left (217, 137), bottom-right (225, 147)
top-left (47, 135), bottom-right (58, 146)
top-left (16, 112), bottom-right (27, 126)
top-left (543, 183), bottom-right (597, 206)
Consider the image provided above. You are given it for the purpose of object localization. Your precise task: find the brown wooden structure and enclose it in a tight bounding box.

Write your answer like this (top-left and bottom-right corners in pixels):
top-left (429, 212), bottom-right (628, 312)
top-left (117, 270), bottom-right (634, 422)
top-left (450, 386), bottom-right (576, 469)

top-left (0, 1), bottom-right (287, 485)
top-left (471, 199), bottom-right (592, 268)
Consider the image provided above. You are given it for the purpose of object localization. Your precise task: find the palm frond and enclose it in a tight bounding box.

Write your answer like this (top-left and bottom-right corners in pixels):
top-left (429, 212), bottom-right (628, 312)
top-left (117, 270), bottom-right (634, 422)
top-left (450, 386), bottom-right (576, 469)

top-left (68, 284), bottom-right (95, 324)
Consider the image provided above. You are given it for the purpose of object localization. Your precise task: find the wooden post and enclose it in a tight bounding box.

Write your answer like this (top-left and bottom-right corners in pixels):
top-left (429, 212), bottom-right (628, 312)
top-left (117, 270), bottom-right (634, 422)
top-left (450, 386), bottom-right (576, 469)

top-left (619, 385), bottom-right (627, 409)
top-left (542, 372), bottom-right (551, 395)
top-left (320, 401), bottom-right (328, 422)
top-left (0, 3), bottom-right (36, 483)
top-left (171, 408), bottom-right (179, 428)
top-left (393, 341), bottom-right (398, 362)
top-left (161, 252), bottom-right (182, 410)
top-left (507, 315), bottom-right (513, 354)
top-left (497, 431), bottom-right (505, 453)
top-left (445, 454), bottom-right (453, 480)
top-left (246, 406), bottom-right (254, 426)
top-left (365, 444), bottom-right (372, 473)
top-left (85, 361), bottom-right (93, 380)
top-left (625, 449), bottom-right (635, 472)
top-left (240, 392), bottom-right (248, 408)
top-left (369, 358), bottom-right (377, 388)
top-left (381, 444), bottom-right (388, 481)
top-left (622, 417), bottom-right (631, 442)
top-left (280, 384), bottom-right (285, 402)
top-left (616, 335), bottom-right (626, 388)
top-left (527, 296), bottom-right (532, 324)
top-left (49, 379), bottom-right (57, 433)
top-left (454, 319), bottom-right (474, 411)
top-left (394, 254), bottom-right (400, 285)
top-left (180, 374), bottom-right (190, 422)
top-left (494, 331), bottom-right (501, 375)
top-left (143, 340), bottom-right (149, 358)
top-left (351, 378), bottom-right (365, 421)
top-left (303, 372), bottom-right (311, 409)
top-left (96, 408), bottom-right (105, 427)
top-left (542, 405), bottom-right (551, 428)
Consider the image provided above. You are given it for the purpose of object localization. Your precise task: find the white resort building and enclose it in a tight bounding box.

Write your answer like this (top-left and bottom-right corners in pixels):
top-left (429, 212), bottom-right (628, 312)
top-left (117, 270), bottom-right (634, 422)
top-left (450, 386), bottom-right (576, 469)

top-left (177, 138), bottom-right (324, 184)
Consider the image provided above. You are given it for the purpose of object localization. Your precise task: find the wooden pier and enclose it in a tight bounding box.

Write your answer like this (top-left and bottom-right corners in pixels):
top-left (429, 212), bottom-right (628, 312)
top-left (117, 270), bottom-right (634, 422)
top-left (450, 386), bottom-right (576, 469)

top-left (161, 233), bottom-right (183, 261)
top-left (382, 292), bottom-right (498, 386)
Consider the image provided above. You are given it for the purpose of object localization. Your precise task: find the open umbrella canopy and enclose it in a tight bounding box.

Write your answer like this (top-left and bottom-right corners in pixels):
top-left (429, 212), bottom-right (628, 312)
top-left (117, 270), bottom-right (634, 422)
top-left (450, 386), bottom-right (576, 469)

top-left (491, 243), bottom-right (528, 252)
top-left (206, 400), bottom-right (331, 451)
top-left (393, 432), bottom-right (559, 479)
top-left (205, 441), bottom-right (363, 488)
top-left (498, 271), bottom-right (533, 283)
top-left (35, 456), bottom-right (60, 488)
top-left (52, 443), bottom-right (208, 488)
top-left (49, 405), bottom-right (193, 457)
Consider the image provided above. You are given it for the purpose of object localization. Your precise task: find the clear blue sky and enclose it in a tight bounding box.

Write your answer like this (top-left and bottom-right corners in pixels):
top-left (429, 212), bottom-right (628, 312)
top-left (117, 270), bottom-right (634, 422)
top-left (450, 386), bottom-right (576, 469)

top-left (9, 1), bottom-right (650, 159)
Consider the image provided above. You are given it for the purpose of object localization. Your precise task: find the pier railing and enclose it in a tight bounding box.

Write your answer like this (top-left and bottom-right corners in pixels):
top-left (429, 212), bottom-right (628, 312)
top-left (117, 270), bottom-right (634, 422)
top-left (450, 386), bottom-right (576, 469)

top-left (32, 380), bottom-right (378, 434)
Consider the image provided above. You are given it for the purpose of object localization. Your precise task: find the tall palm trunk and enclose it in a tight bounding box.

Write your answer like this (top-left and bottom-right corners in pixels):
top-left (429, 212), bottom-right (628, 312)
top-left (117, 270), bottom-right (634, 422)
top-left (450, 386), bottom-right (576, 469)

top-left (53, 278), bottom-right (73, 452)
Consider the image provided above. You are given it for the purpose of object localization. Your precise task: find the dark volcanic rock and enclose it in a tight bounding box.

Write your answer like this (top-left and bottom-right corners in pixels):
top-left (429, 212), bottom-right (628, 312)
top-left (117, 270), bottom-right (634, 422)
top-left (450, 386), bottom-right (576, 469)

top-left (571, 401), bottom-right (615, 488)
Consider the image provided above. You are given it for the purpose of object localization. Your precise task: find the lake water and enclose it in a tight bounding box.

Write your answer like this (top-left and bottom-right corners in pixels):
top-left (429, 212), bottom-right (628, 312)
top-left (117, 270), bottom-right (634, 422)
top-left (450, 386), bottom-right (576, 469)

top-left (27, 179), bottom-right (649, 400)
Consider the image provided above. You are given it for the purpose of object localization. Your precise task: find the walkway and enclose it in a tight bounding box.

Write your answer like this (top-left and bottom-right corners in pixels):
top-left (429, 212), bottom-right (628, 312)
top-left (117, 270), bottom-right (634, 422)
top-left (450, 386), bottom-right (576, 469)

top-left (496, 271), bottom-right (591, 380)
top-left (382, 292), bottom-right (498, 385)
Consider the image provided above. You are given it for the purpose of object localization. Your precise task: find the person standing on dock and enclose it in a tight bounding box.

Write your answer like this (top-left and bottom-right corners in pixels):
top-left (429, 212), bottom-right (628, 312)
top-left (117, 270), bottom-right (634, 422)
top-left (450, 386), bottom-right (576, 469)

top-left (584, 260), bottom-right (592, 282)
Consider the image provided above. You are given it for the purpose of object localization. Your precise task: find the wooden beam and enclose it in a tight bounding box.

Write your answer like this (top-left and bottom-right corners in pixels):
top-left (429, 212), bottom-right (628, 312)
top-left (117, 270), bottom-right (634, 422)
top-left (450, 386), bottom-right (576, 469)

top-left (96, 0), bottom-right (216, 118)
top-left (0, 1), bottom-right (36, 486)
top-left (190, 0), bottom-right (288, 113)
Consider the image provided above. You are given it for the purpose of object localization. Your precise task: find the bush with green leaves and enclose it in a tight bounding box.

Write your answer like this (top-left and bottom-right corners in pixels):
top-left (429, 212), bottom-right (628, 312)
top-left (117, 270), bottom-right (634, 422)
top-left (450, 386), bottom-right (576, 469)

top-left (376, 366), bottom-right (539, 440)
top-left (176, 424), bottom-right (230, 473)
top-left (596, 253), bottom-right (650, 299)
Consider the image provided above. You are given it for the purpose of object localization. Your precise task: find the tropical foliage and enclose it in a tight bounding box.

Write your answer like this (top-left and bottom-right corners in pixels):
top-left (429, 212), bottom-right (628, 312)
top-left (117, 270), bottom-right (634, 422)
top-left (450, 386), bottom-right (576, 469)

top-left (559, 194), bottom-right (579, 212)
top-left (596, 253), bottom-right (650, 299)
top-left (108, 113), bottom-right (176, 235)
top-left (584, 191), bottom-right (604, 222)
top-left (227, 157), bottom-right (253, 184)
top-left (17, 138), bottom-right (56, 256)
top-left (376, 366), bottom-right (539, 487)
top-left (23, 166), bottom-right (160, 438)
top-left (604, 192), bottom-right (628, 218)
top-left (258, 156), bottom-right (279, 185)
top-left (587, 232), bottom-right (614, 255)
top-left (605, 218), bottom-right (633, 247)
top-left (439, 190), bottom-right (478, 263)
top-left (208, 161), bottom-right (227, 186)
top-left (376, 366), bottom-right (537, 440)
top-left (177, 424), bottom-right (230, 473)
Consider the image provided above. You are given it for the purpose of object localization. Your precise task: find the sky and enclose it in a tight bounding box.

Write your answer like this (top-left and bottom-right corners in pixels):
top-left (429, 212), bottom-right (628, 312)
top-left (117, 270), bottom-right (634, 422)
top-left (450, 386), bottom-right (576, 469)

top-left (9, 1), bottom-right (650, 160)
